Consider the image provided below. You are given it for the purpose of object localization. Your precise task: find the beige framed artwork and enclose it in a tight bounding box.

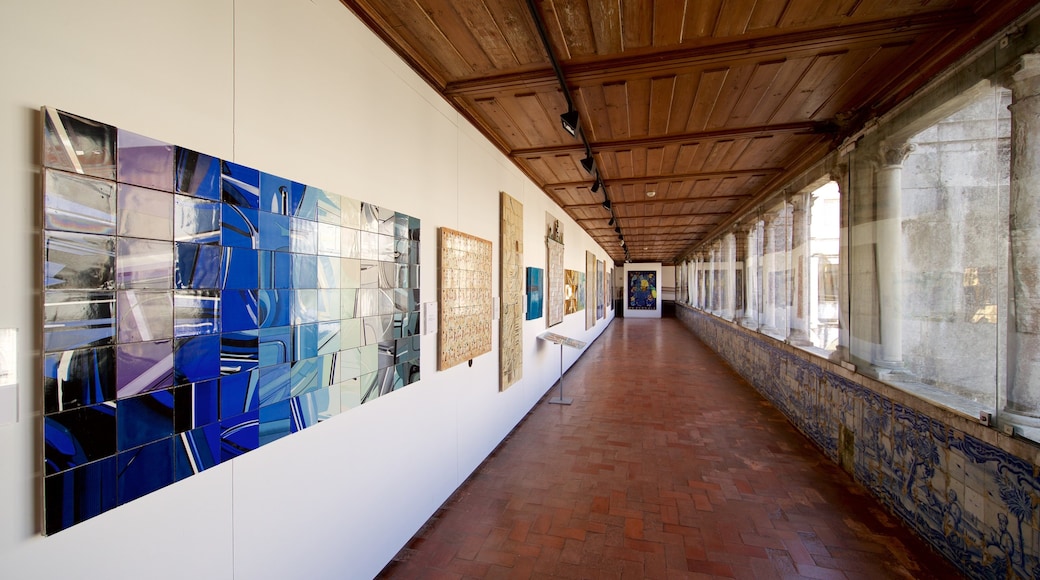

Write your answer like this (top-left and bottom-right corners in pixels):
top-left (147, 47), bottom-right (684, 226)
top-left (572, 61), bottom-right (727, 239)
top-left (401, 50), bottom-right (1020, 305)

top-left (500, 192), bottom-right (523, 390)
top-left (438, 227), bottom-right (493, 370)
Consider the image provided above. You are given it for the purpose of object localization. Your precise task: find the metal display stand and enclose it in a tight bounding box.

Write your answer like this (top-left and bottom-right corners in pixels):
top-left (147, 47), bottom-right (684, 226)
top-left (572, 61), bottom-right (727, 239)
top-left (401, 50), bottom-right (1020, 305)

top-left (537, 331), bottom-right (587, 405)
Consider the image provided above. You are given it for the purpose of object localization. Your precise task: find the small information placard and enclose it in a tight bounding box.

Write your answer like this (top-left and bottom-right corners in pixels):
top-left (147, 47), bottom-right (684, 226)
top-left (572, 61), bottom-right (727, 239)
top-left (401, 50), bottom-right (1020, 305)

top-left (0, 329), bottom-right (16, 425)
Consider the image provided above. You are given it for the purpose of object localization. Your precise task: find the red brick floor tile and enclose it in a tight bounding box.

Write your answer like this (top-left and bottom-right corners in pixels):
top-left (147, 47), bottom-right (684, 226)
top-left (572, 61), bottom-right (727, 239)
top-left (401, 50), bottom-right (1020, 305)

top-left (377, 319), bottom-right (964, 580)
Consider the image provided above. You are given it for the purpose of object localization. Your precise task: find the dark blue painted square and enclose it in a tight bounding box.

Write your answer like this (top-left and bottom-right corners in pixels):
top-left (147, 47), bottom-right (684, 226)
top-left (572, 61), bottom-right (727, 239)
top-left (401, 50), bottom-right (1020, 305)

top-left (44, 456), bottom-right (117, 535)
top-left (117, 389), bottom-right (175, 451)
top-left (292, 254), bottom-right (317, 289)
top-left (258, 211), bottom-right (291, 252)
top-left (221, 161), bottom-right (260, 209)
top-left (259, 399), bottom-right (292, 446)
top-left (257, 289), bottom-right (292, 329)
top-left (173, 290), bottom-right (220, 337)
top-left (259, 251), bottom-right (292, 289)
top-left (174, 423), bottom-right (221, 481)
top-left (174, 334), bottom-right (221, 384)
top-left (222, 204), bottom-right (259, 249)
top-left (259, 326), bottom-right (292, 367)
top-left (174, 194), bottom-right (221, 245)
top-left (221, 290), bottom-right (259, 332)
top-left (175, 242), bottom-right (220, 289)
top-left (117, 438), bottom-right (174, 505)
top-left (44, 346), bottom-right (116, 414)
top-left (259, 172), bottom-right (293, 215)
top-left (220, 410), bottom-right (259, 461)
top-left (221, 246), bottom-right (259, 289)
top-left (175, 148), bottom-right (221, 200)
top-left (219, 369), bottom-right (259, 419)
top-left (258, 363), bottom-right (292, 407)
top-left (221, 330), bottom-right (259, 376)
top-left (174, 379), bottom-right (220, 433)
top-left (45, 403), bottom-right (117, 475)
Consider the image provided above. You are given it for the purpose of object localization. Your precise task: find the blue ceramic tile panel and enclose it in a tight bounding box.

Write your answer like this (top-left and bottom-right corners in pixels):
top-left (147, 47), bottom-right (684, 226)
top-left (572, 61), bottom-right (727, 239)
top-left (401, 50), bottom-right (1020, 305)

top-left (116, 184), bottom-right (173, 240)
top-left (292, 254), bottom-right (318, 289)
top-left (409, 217), bottom-right (420, 241)
top-left (394, 238), bottom-right (411, 265)
top-left (317, 289), bottom-right (340, 322)
top-left (174, 424), bottom-right (221, 481)
top-left (356, 289), bottom-right (379, 318)
top-left (117, 290), bottom-right (174, 343)
top-left (363, 315), bottom-right (394, 344)
top-left (44, 456), bottom-right (117, 535)
top-left (317, 222), bottom-right (340, 256)
top-left (397, 362), bottom-right (419, 387)
top-left (174, 194), bottom-right (221, 244)
top-left (257, 289), bottom-right (292, 329)
top-left (219, 409), bottom-right (259, 461)
top-left (395, 336), bottom-right (420, 364)
top-left (44, 290), bottom-right (115, 352)
top-left (340, 318), bottom-right (362, 350)
top-left (44, 231), bottom-right (116, 290)
top-left (341, 197), bottom-right (361, 229)
top-left (293, 289), bottom-right (317, 325)
top-left (289, 357), bottom-right (321, 397)
top-left (221, 204), bottom-right (259, 249)
top-left (173, 379), bottom-right (220, 433)
top-left (220, 247), bottom-right (259, 289)
top-left (258, 326), bottom-right (291, 367)
top-left (258, 211), bottom-right (290, 252)
top-left (116, 238), bottom-right (172, 289)
top-left (290, 217), bottom-right (317, 255)
top-left (44, 346), bottom-right (116, 414)
top-left (359, 203), bottom-right (379, 233)
top-left (221, 161), bottom-right (260, 209)
top-left (174, 148), bottom-right (221, 200)
top-left (393, 288), bottom-right (410, 314)
top-left (258, 400), bottom-right (291, 446)
top-left (394, 213), bottom-right (409, 239)
top-left (359, 260), bottom-right (379, 289)
top-left (378, 340), bottom-right (395, 370)
top-left (315, 190), bottom-right (341, 225)
top-left (259, 172), bottom-right (293, 215)
top-left (341, 289), bottom-right (358, 320)
top-left (359, 231), bottom-right (379, 261)
top-left (341, 228), bottom-right (360, 259)
top-left (219, 370), bottom-right (259, 419)
top-left (290, 388), bottom-right (338, 432)
top-left (220, 331), bottom-right (259, 376)
top-left (338, 348), bottom-right (361, 382)
top-left (115, 339), bottom-right (174, 398)
top-left (317, 256), bottom-right (340, 290)
top-left (259, 250), bottom-right (293, 289)
top-left (173, 290), bottom-right (220, 337)
top-left (317, 321), bottom-right (340, 356)
top-left (43, 108), bottom-right (116, 180)
top-left (117, 129), bottom-right (174, 191)
top-left (220, 289), bottom-right (259, 332)
top-left (258, 363), bottom-right (292, 407)
top-left (358, 371), bottom-right (379, 404)
top-left (379, 262), bottom-right (397, 290)
top-left (291, 185), bottom-right (319, 221)
top-left (378, 234), bottom-right (396, 262)
top-left (174, 242), bottom-right (221, 289)
top-left (174, 335), bottom-right (221, 384)
top-left (44, 170), bottom-right (116, 235)
top-left (116, 438), bottom-right (174, 505)
top-left (117, 389), bottom-right (175, 451)
top-left (44, 403), bottom-right (117, 475)
top-left (292, 323), bottom-right (319, 362)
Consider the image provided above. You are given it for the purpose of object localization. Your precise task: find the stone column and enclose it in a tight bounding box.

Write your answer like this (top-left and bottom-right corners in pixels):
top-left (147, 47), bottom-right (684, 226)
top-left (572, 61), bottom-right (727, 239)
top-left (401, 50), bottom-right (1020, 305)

top-left (1007, 54), bottom-right (1040, 418)
top-left (760, 214), bottom-right (778, 333)
top-left (829, 164), bottom-right (851, 363)
top-left (697, 254), bottom-right (706, 310)
top-left (723, 232), bottom-right (737, 320)
top-left (743, 222), bottom-right (759, 329)
top-left (788, 191), bottom-right (812, 345)
top-left (873, 141), bottom-right (914, 371)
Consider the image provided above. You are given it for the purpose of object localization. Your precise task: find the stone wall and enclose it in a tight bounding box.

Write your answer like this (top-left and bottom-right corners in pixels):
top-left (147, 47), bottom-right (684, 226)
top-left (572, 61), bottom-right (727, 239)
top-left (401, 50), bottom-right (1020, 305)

top-left (678, 304), bottom-right (1040, 579)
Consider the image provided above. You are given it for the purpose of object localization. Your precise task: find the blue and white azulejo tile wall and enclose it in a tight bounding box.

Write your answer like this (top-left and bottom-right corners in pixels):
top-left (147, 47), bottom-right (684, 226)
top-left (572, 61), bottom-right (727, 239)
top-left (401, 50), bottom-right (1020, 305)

top-left (41, 107), bottom-right (421, 535)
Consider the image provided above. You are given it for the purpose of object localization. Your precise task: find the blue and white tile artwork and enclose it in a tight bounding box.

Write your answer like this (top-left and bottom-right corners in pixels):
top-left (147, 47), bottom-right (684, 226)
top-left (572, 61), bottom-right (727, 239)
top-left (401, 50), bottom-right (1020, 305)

top-left (40, 107), bottom-right (421, 534)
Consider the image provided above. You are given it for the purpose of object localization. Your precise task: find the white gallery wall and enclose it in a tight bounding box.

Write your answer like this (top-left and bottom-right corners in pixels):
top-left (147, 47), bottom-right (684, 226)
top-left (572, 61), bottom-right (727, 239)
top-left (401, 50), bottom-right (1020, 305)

top-left (0, 1), bottom-right (615, 578)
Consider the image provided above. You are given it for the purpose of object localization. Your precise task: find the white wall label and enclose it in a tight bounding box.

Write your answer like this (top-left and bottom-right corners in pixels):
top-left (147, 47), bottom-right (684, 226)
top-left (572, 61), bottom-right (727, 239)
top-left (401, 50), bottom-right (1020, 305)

top-left (0, 329), bottom-right (16, 425)
top-left (422, 302), bottom-right (438, 335)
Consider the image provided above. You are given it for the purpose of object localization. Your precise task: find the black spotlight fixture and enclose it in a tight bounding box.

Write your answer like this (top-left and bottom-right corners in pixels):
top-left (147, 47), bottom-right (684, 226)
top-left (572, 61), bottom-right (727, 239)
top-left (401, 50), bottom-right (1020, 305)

top-left (580, 154), bottom-right (595, 174)
top-left (601, 198), bottom-right (611, 210)
top-left (561, 110), bottom-right (579, 137)
top-left (619, 238), bottom-right (625, 247)
top-left (591, 178), bottom-right (601, 193)
top-left (608, 215), bottom-right (615, 226)
top-left (614, 225), bottom-right (621, 234)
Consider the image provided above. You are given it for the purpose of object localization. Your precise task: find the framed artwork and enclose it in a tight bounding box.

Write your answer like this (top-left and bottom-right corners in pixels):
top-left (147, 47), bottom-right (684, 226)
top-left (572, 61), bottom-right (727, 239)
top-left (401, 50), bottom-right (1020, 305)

top-left (438, 227), bottom-right (492, 370)
top-left (545, 211), bottom-right (563, 245)
top-left (40, 107), bottom-right (421, 535)
top-left (628, 270), bottom-right (657, 310)
top-left (499, 192), bottom-right (523, 390)
top-left (585, 251), bottom-right (596, 329)
top-left (525, 267), bottom-right (543, 320)
top-left (565, 269), bottom-right (585, 314)
top-left (596, 260), bottom-right (605, 320)
top-left (546, 238), bottom-right (564, 327)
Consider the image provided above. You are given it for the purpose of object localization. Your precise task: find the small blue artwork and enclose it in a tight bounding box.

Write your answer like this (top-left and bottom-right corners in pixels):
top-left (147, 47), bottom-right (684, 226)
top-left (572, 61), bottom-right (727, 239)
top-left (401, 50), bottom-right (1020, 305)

top-left (526, 267), bottom-right (543, 321)
top-left (40, 107), bottom-right (422, 534)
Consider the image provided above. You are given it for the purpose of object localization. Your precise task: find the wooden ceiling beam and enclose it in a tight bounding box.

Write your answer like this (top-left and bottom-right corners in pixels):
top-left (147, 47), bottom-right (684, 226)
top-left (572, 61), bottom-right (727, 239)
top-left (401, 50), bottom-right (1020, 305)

top-left (544, 168), bottom-right (783, 188)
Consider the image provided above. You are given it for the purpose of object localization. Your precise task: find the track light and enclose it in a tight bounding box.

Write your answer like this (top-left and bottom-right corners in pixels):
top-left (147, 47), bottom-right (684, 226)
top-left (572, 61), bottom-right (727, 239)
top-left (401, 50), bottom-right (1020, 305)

top-left (602, 198), bottom-right (611, 210)
top-left (614, 225), bottom-right (620, 234)
top-left (608, 215), bottom-right (615, 226)
top-left (581, 154), bottom-right (595, 174)
top-left (561, 110), bottom-right (579, 136)
top-left (591, 178), bottom-right (601, 193)
top-left (620, 239), bottom-right (625, 247)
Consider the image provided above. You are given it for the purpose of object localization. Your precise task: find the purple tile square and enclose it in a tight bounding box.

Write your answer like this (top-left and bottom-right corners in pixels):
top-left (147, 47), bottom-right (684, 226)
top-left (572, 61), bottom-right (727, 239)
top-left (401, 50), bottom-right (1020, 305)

top-left (116, 238), bottom-right (172, 289)
top-left (116, 290), bottom-right (174, 343)
top-left (116, 339), bottom-right (174, 398)
top-left (117, 184), bottom-right (173, 240)
top-left (117, 129), bottom-right (174, 191)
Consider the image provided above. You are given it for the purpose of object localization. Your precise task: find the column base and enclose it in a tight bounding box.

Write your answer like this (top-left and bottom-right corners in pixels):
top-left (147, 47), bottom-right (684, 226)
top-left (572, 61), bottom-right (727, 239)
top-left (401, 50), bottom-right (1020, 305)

top-left (742, 318), bottom-right (759, 330)
top-left (786, 330), bottom-right (812, 347)
top-left (862, 362), bottom-right (915, 381)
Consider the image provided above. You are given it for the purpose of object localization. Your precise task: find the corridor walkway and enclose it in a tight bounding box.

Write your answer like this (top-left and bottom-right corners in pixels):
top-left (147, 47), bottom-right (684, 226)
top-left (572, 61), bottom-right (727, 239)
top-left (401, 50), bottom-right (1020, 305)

top-left (379, 318), bottom-right (961, 579)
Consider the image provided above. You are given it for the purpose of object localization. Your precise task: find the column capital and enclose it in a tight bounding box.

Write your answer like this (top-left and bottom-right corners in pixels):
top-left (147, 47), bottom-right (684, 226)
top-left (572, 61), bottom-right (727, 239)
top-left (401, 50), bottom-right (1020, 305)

top-left (1006, 52), bottom-right (1040, 100)
top-left (877, 140), bottom-right (916, 168)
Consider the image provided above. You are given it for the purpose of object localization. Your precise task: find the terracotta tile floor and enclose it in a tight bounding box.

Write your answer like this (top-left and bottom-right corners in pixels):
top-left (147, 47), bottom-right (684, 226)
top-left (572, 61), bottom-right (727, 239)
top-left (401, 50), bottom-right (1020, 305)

top-left (378, 318), bottom-right (962, 579)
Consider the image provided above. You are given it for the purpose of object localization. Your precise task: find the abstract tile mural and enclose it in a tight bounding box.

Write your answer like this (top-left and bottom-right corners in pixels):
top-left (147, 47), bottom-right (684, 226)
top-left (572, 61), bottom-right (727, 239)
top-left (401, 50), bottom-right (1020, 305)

top-left (438, 227), bottom-right (492, 370)
top-left (41, 107), bottom-right (421, 534)
top-left (546, 238), bottom-right (564, 327)
top-left (525, 267), bottom-right (543, 321)
top-left (627, 270), bottom-right (657, 310)
top-left (585, 252), bottom-right (596, 330)
top-left (564, 269), bottom-right (584, 315)
top-left (499, 192), bottom-right (523, 390)
top-left (677, 306), bottom-right (1040, 580)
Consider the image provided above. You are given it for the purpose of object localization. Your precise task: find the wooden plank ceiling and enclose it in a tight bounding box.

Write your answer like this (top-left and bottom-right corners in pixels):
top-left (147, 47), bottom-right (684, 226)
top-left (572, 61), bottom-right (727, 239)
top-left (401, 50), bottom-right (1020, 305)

top-left (341, 0), bottom-right (1035, 264)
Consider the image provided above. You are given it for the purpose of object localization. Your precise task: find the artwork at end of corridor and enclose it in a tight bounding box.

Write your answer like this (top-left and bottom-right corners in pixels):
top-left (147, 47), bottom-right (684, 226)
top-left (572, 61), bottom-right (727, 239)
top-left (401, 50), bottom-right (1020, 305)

top-left (628, 271), bottom-right (657, 310)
